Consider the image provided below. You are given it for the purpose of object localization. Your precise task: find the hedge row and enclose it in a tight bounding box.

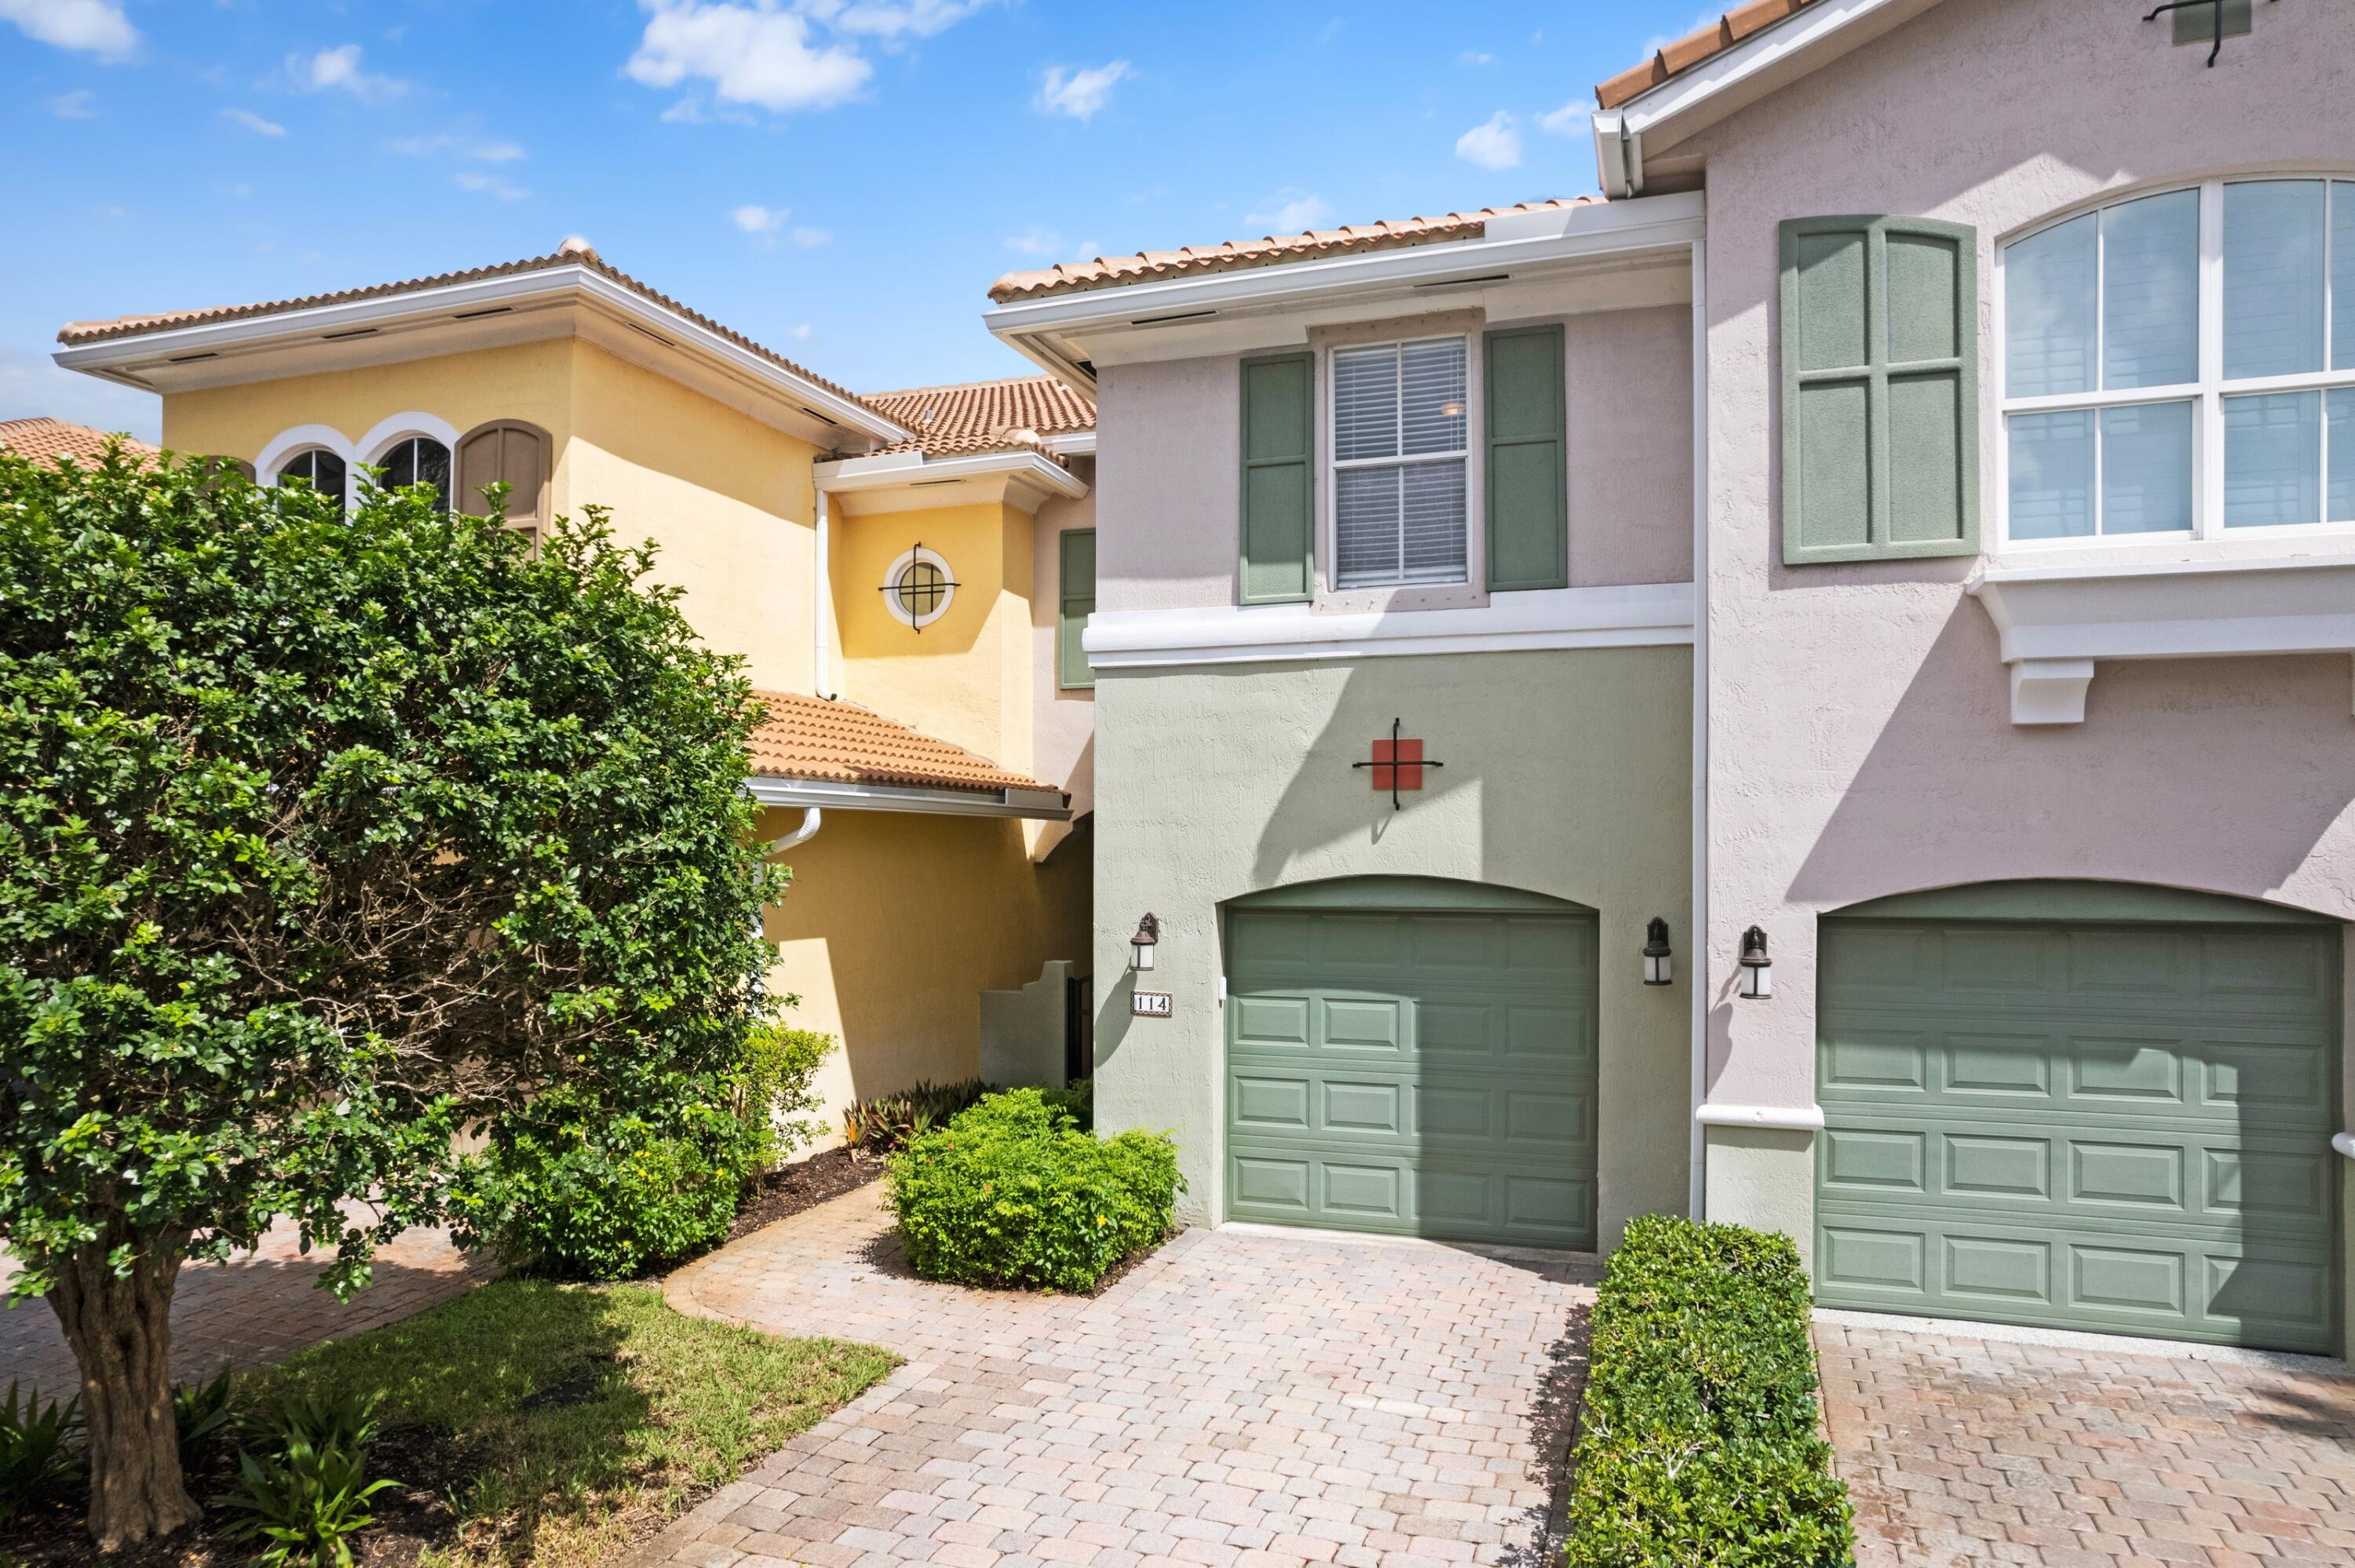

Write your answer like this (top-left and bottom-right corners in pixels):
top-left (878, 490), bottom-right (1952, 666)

top-left (1565, 1216), bottom-right (1855, 1567)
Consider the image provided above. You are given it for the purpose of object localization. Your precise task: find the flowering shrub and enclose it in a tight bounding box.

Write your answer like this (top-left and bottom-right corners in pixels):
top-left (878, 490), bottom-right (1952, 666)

top-left (886, 1089), bottom-right (1178, 1292)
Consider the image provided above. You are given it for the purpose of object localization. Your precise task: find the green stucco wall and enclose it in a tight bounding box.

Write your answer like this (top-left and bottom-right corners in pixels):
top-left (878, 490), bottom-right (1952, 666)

top-left (1090, 645), bottom-right (1693, 1248)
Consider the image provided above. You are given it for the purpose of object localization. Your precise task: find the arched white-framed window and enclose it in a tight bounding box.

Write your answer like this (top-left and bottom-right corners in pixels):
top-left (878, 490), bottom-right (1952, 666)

top-left (359, 413), bottom-right (461, 512)
top-left (1997, 173), bottom-right (2355, 546)
top-left (257, 423), bottom-right (358, 510)
top-left (882, 544), bottom-right (956, 630)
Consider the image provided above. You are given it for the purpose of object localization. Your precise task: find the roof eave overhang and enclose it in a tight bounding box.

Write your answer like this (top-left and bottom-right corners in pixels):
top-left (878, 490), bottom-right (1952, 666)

top-left (1587, 0), bottom-right (1947, 197)
top-left (813, 447), bottom-right (1089, 514)
top-left (53, 264), bottom-right (911, 447)
top-left (747, 775), bottom-right (1070, 821)
top-left (983, 191), bottom-right (1707, 390)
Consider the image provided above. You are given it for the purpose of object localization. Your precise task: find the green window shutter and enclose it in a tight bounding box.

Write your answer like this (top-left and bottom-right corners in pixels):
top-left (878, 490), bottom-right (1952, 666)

top-left (1780, 215), bottom-right (1980, 564)
top-left (1058, 527), bottom-right (1097, 691)
top-left (1484, 324), bottom-right (1568, 592)
top-left (1239, 351), bottom-right (1314, 603)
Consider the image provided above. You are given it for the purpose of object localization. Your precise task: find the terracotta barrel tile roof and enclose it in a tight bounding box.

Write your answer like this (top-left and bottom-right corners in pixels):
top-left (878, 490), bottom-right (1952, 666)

top-left (748, 689), bottom-right (1053, 797)
top-left (56, 242), bottom-right (885, 424)
top-left (0, 417), bottom-right (160, 467)
top-left (986, 198), bottom-right (1601, 304)
top-left (1594, 0), bottom-right (1822, 110)
top-left (860, 374), bottom-right (1094, 458)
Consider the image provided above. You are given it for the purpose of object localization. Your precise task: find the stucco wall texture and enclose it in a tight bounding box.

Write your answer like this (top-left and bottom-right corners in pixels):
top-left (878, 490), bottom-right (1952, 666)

top-left (1685, 0), bottom-right (2355, 1231)
top-left (1090, 646), bottom-right (1692, 1245)
top-left (1031, 462), bottom-right (1097, 830)
top-left (1094, 305), bottom-right (1694, 614)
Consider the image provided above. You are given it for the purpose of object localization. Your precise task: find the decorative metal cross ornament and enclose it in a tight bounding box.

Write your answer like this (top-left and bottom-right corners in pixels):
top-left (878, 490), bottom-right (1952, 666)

top-left (2146, 0), bottom-right (2274, 67)
top-left (1353, 717), bottom-right (1446, 810)
top-left (881, 542), bottom-right (960, 634)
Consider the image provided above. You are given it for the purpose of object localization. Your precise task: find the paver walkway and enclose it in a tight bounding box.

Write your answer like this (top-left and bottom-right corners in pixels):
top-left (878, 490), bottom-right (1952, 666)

top-left (1818, 1318), bottom-right (2355, 1566)
top-left (641, 1186), bottom-right (1597, 1568)
top-left (1, 1210), bottom-right (493, 1398)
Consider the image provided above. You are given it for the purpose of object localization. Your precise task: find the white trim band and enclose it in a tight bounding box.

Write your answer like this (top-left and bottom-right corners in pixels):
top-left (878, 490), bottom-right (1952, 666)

top-left (1696, 1103), bottom-right (1827, 1132)
top-left (1083, 581), bottom-right (1694, 669)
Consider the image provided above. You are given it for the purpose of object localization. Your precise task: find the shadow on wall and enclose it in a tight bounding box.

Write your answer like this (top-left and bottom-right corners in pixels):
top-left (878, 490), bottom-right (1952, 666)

top-left (1784, 598), bottom-right (2355, 914)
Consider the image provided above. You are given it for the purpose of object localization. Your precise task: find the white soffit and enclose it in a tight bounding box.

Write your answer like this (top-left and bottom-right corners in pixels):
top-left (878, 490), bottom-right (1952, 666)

top-left (1967, 555), bottom-right (2355, 724)
top-left (747, 775), bottom-right (1070, 821)
top-left (815, 448), bottom-right (1088, 516)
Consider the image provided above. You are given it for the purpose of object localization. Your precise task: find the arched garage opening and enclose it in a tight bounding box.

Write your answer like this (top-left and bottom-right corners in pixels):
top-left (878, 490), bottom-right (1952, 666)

top-left (1221, 876), bottom-right (1600, 1249)
top-left (1814, 879), bottom-right (2342, 1353)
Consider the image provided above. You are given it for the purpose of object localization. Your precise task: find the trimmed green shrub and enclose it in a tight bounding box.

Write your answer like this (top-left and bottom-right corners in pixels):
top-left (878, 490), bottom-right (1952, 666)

top-left (1564, 1216), bottom-right (1855, 1568)
top-left (1042, 1078), bottom-right (1093, 1132)
top-left (218, 1388), bottom-right (397, 1568)
top-left (462, 1026), bottom-right (834, 1278)
top-left (886, 1088), bottom-right (1179, 1292)
top-left (842, 1078), bottom-right (991, 1153)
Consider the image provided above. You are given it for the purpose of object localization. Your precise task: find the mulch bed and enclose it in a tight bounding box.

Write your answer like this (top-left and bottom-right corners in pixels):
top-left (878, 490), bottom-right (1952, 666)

top-left (719, 1143), bottom-right (884, 1245)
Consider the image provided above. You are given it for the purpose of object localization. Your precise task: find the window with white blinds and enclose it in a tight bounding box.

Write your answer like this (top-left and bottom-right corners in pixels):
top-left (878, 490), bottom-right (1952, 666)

top-left (1331, 336), bottom-right (1470, 588)
top-left (2001, 177), bottom-right (2355, 543)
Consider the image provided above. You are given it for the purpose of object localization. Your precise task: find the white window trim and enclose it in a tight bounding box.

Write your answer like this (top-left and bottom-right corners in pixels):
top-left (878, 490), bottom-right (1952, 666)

top-left (1995, 175), bottom-right (2355, 552)
top-left (882, 544), bottom-right (955, 629)
top-left (1313, 320), bottom-right (1486, 614)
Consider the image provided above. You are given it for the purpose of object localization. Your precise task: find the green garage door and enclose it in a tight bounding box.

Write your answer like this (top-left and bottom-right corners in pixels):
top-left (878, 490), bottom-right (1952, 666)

top-left (1816, 901), bottom-right (2340, 1352)
top-left (1225, 891), bottom-right (1597, 1249)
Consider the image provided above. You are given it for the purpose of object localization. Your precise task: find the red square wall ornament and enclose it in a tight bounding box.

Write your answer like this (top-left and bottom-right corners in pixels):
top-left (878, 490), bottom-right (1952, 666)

top-left (1355, 720), bottom-right (1444, 808)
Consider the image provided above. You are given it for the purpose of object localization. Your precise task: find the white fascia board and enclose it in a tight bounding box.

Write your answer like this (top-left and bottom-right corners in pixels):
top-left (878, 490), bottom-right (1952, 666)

top-left (1083, 582), bottom-right (1694, 670)
top-left (1600, 0), bottom-right (1935, 159)
top-left (813, 447), bottom-right (1087, 500)
top-left (53, 265), bottom-right (909, 446)
top-left (981, 192), bottom-right (1707, 344)
top-left (746, 775), bottom-right (1070, 821)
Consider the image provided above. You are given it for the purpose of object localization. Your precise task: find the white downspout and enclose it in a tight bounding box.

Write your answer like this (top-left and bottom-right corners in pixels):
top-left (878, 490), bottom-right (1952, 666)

top-left (1688, 235), bottom-right (1710, 1221)
top-left (812, 487), bottom-right (834, 699)
top-left (765, 807), bottom-right (823, 857)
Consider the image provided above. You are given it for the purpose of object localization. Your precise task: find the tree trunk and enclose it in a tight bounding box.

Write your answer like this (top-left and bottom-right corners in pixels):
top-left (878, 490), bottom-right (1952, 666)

top-left (46, 1227), bottom-right (199, 1549)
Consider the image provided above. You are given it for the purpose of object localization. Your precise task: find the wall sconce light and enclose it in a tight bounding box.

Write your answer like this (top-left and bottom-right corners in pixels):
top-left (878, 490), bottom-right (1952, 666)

top-left (1642, 917), bottom-right (1673, 987)
top-left (1737, 924), bottom-right (1773, 1001)
top-left (1130, 912), bottom-right (1161, 972)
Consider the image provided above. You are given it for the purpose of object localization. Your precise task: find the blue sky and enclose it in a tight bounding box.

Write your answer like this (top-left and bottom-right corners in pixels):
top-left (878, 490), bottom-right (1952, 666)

top-left (2, 1), bottom-right (1708, 441)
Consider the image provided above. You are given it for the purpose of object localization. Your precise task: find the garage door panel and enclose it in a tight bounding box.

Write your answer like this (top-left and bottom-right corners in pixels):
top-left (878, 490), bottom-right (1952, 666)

top-left (1819, 916), bottom-right (2337, 1353)
top-left (1227, 906), bottom-right (1596, 1249)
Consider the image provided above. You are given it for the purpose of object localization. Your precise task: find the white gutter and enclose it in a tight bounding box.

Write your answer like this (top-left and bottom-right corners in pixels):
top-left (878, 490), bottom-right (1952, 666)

top-left (1042, 429), bottom-right (1097, 458)
top-left (1688, 235), bottom-right (1711, 1221)
top-left (1696, 1103), bottom-right (1827, 1134)
top-left (984, 193), bottom-right (1707, 341)
top-left (2334, 1132), bottom-right (2355, 1161)
top-left (53, 264), bottom-right (911, 447)
top-left (813, 447), bottom-right (1088, 501)
top-left (747, 775), bottom-right (1070, 822)
top-left (812, 487), bottom-right (834, 699)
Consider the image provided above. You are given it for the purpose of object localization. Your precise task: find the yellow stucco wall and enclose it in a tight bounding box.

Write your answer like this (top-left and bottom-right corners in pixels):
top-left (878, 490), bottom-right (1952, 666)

top-left (760, 803), bottom-right (1090, 1132)
top-left (833, 500), bottom-right (1036, 775)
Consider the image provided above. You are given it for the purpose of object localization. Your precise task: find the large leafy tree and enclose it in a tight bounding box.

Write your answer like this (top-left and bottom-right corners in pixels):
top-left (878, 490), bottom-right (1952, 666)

top-left (0, 447), bottom-right (777, 1547)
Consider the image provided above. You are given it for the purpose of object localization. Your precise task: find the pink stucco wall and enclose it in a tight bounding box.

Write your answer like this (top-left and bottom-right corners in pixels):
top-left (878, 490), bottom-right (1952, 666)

top-left (1031, 458), bottom-right (1096, 820)
top-left (1689, 0), bottom-right (2355, 1110)
top-left (1094, 305), bottom-right (1695, 613)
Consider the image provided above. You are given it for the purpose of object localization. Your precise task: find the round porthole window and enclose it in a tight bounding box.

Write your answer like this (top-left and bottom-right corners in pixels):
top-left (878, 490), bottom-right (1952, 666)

top-left (882, 545), bottom-right (957, 630)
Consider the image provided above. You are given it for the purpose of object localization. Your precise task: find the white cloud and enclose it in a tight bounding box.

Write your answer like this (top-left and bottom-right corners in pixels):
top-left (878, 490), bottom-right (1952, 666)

top-left (455, 170), bottom-right (530, 201)
top-left (628, 2), bottom-right (871, 114)
top-left (47, 87), bottom-right (95, 117)
top-left (732, 202), bottom-right (789, 234)
top-left (1455, 111), bottom-right (1521, 171)
top-left (1243, 191), bottom-right (1334, 233)
top-left (806, 0), bottom-right (991, 40)
top-left (1459, 49), bottom-right (1493, 66)
top-left (290, 43), bottom-right (407, 103)
top-left (0, 0), bottom-right (137, 60)
top-left (1034, 60), bottom-right (1130, 122)
top-left (1539, 101), bottom-right (1590, 137)
top-left (392, 133), bottom-right (525, 162)
top-left (790, 323), bottom-right (814, 341)
top-left (221, 107), bottom-right (286, 137)
top-left (791, 226), bottom-right (831, 247)
top-left (1003, 227), bottom-right (1066, 257)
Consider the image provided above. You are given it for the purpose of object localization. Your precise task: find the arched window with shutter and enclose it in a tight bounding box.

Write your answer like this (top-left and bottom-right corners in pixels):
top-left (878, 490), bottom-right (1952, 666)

top-left (456, 421), bottom-right (550, 543)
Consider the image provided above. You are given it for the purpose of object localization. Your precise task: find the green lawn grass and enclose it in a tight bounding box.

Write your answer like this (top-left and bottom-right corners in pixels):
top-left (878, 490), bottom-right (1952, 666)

top-left (240, 1278), bottom-right (896, 1566)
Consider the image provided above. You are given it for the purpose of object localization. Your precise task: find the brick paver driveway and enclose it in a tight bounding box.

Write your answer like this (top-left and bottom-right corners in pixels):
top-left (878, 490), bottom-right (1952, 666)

top-left (639, 1185), bottom-right (1597, 1568)
top-left (1819, 1318), bottom-right (2355, 1566)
